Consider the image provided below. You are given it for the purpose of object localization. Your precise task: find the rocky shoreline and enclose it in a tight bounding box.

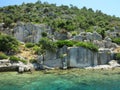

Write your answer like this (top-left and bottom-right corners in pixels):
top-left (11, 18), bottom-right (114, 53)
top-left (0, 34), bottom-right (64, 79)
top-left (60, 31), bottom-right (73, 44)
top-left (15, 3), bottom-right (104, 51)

top-left (0, 59), bottom-right (120, 73)
top-left (0, 59), bottom-right (34, 73)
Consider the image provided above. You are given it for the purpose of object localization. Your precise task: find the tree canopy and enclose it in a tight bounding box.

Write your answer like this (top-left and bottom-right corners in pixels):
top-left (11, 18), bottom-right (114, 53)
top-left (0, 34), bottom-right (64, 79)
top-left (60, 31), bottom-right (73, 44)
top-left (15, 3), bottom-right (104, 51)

top-left (0, 1), bottom-right (120, 33)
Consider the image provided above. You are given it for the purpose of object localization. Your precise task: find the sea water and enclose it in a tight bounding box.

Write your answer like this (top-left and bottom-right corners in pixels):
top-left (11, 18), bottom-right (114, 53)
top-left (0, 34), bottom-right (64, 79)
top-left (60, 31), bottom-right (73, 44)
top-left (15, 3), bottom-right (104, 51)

top-left (0, 68), bottom-right (120, 90)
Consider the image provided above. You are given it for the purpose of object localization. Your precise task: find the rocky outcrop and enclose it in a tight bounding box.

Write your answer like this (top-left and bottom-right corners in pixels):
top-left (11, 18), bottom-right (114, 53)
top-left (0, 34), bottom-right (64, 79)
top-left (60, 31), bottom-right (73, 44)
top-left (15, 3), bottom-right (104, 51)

top-left (72, 31), bottom-right (118, 49)
top-left (14, 22), bottom-right (51, 43)
top-left (108, 60), bottom-right (120, 67)
top-left (106, 30), bottom-right (120, 38)
top-left (68, 47), bottom-right (112, 68)
top-left (38, 46), bottom-right (114, 68)
top-left (0, 59), bottom-right (34, 72)
top-left (93, 40), bottom-right (118, 49)
top-left (72, 31), bottom-right (102, 41)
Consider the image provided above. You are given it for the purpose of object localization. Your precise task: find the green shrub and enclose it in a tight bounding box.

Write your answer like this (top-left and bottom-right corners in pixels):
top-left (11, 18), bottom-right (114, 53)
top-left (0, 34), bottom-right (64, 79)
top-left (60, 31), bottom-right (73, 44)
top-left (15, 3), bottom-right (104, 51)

top-left (112, 37), bottom-right (120, 44)
top-left (39, 38), bottom-right (57, 52)
top-left (76, 42), bottom-right (98, 52)
top-left (41, 32), bottom-right (47, 37)
top-left (33, 45), bottom-right (41, 55)
top-left (10, 56), bottom-right (21, 62)
top-left (56, 40), bottom-right (98, 52)
top-left (25, 43), bottom-right (35, 48)
top-left (20, 59), bottom-right (27, 64)
top-left (10, 56), bottom-right (27, 64)
top-left (0, 34), bottom-right (19, 54)
top-left (116, 53), bottom-right (120, 63)
top-left (0, 53), bottom-right (8, 59)
top-left (116, 53), bottom-right (120, 60)
top-left (56, 40), bottom-right (75, 48)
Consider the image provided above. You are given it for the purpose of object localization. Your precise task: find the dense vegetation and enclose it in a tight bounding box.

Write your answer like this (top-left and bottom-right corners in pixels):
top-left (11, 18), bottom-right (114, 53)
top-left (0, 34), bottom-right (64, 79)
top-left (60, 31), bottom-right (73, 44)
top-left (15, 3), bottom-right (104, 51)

top-left (112, 37), bottom-right (120, 45)
top-left (10, 56), bottom-right (27, 63)
top-left (39, 38), bottom-right (57, 52)
top-left (0, 53), bottom-right (8, 59)
top-left (0, 0), bottom-right (120, 33)
top-left (56, 40), bottom-right (98, 52)
top-left (0, 34), bottom-right (19, 54)
top-left (116, 53), bottom-right (120, 63)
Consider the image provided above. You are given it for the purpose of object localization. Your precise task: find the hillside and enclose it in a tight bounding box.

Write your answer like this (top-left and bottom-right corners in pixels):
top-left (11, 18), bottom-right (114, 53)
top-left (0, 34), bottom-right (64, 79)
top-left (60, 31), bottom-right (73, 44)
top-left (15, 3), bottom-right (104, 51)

top-left (0, 1), bottom-right (120, 33)
top-left (0, 1), bottom-right (120, 72)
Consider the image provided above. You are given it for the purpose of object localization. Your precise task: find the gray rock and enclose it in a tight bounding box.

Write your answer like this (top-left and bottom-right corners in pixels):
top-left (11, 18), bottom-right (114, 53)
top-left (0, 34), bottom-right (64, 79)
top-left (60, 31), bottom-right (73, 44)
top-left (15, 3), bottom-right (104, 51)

top-left (86, 32), bottom-right (93, 41)
top-left (72, 32), bottom-right (102, 42)
top-left (18, 66), bottom-right (24, 73)
top-left (104, 36), bottom-right (112, 42)
top-left (92, 31), bottom-right (102, 41)
top-left (108, 60), bottom-right (120, 67)
top-left (43, 59), bottom-right (62, 68)
top-left (54, 31), bottom-right (68, 40)
top-left (40, 46), bottom-right (114, 68)
top-left (98, 48), bottom-right (111, 65)
top-left (68, 47), bottom-right (98, 67)
top-left (14, 22), bottom-right (51, 43)
top-left (73, 35), bottom-right (83, 41)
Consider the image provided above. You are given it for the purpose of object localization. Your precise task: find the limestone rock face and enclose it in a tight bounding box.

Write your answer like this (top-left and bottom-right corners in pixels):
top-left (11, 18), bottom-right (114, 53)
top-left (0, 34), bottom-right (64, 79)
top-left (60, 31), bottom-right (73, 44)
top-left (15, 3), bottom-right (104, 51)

top-left (68, 47), bottom-right (112, 68)
top-left (14, 22), bottom-right (51, 43)
top-left (43, 59), bottom-right (62, 68)
top-left (98, 48), bottom-right (111, 65)
top-left (39, 46), bottom-right (113, 68)
top-left (68, 47), bottom-right (92, 67)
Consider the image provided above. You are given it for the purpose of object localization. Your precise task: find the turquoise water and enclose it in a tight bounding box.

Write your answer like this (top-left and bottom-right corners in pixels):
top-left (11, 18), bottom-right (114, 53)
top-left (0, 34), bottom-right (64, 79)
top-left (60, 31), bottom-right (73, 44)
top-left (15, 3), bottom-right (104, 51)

top-left (0, 69), bottom-right (120, 90)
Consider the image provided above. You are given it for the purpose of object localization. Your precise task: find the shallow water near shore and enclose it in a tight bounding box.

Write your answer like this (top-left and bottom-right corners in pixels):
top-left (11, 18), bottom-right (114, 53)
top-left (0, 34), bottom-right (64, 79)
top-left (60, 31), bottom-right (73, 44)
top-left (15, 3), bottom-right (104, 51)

top-left (0, 68), bottom-right (120, 90)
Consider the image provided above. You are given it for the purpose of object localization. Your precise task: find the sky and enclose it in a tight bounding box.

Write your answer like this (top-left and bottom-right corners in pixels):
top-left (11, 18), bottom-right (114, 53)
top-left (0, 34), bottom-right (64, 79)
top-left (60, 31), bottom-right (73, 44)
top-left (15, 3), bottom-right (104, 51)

top-left (0, 0), bottom-right (120, 17)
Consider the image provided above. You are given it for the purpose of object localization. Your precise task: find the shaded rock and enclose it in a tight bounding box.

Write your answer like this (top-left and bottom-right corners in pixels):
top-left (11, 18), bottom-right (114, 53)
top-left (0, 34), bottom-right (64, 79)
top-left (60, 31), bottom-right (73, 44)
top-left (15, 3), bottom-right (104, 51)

top-left (54, 31), bottom-right (69, 40)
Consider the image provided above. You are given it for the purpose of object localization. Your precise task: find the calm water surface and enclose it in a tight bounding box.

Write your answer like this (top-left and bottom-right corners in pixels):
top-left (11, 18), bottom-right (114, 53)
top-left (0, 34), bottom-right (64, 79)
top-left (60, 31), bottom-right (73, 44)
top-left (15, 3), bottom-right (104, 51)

top-left (0, 68), bottom-right (120, 90)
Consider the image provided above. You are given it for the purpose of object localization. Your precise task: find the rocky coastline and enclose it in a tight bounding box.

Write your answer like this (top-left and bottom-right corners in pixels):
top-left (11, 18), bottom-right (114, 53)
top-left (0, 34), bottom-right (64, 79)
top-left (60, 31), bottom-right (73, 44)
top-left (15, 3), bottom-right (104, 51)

top-left (0, 22), bottom-right (120, 73)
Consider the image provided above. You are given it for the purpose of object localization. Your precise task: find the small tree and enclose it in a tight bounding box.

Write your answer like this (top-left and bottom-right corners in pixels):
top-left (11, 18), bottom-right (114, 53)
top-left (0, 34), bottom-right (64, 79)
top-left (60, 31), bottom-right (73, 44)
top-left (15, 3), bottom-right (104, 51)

top-left (0, 34), bottom-right (19, 54)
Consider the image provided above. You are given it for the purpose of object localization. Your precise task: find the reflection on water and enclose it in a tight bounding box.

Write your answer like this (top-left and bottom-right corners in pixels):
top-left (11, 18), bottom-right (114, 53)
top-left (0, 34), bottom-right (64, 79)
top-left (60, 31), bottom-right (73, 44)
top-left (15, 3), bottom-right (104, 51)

top-left (0, 68), bottom-right (120, 90)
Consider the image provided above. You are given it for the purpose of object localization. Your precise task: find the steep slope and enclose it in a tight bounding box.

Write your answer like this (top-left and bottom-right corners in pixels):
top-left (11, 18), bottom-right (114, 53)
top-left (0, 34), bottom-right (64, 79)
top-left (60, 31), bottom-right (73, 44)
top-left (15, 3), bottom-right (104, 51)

top-left (0, 1), bottom-right (120, 33)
